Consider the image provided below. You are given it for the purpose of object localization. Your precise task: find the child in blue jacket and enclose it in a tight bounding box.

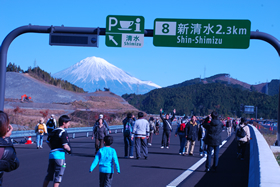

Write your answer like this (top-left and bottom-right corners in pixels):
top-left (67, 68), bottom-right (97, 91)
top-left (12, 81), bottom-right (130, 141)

top-left (89, 135), bottom-right (120, 187)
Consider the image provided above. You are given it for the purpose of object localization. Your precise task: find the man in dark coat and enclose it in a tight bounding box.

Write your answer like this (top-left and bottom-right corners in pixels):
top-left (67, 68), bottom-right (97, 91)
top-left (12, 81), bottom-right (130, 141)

top-left (185, 115), bottom-right (198, 156)
top-left (160, 108), bottom-right (176, 149)
top-left (203, 111), bottom-right (224, 172)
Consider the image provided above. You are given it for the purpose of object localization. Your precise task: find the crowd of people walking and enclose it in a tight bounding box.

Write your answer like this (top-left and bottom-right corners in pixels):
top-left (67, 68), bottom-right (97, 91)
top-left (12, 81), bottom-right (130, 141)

top-left (0, 107), bottom-right (252, 187)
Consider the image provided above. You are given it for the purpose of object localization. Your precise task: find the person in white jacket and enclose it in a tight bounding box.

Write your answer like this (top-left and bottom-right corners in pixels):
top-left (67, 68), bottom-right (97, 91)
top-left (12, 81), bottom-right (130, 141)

top-left (131, 112), bottom-right (149, 159)
top-left (236, 118), bottom-right (250, 160)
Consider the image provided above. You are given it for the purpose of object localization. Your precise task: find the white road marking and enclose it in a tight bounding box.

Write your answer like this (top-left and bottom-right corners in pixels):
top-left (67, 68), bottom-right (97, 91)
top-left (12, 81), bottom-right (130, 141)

top-left (166, 140), bottom-right (227, 187)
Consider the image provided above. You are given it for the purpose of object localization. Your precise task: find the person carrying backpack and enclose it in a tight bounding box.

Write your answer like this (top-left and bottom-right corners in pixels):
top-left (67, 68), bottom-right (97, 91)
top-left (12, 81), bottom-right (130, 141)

top-left (147, 117), bottom-right (156, 146)
top-left (46, 114), bottom-right (57, 134)
top-left (122, 113), bottom-right (134, 158)
top-left (175, 116), bottom-right (187, 155)
top-left (35, 118), bottom-right (47, 149)
top-left (236, 118), bottom-right (250, 160)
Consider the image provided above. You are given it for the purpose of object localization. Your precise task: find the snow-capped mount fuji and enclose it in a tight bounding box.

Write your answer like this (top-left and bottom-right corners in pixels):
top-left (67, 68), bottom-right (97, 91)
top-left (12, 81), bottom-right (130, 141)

top-left (53, 56), bottom-right (161, 95)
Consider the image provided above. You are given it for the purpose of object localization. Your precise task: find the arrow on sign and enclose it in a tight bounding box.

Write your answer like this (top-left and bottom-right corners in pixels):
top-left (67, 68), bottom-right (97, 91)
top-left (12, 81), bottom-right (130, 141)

top-left (109, 35), bottom-right (118, 46)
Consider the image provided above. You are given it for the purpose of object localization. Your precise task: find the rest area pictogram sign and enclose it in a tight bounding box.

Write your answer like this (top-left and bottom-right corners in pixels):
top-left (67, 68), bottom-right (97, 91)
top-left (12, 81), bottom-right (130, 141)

top-left (153, 18), bottom-right (251, 49)
top-left (106, 15), bottom-right (145, 48)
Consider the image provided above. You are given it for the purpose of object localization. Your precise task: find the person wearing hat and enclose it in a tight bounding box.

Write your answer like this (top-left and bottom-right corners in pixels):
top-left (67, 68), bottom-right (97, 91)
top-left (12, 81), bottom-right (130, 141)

top-left (236, 117), bottom-right (250, 160)
top-left (46, 114), bottom-right (57, 134)
top-left (94, 114), bottom-right (111, 134)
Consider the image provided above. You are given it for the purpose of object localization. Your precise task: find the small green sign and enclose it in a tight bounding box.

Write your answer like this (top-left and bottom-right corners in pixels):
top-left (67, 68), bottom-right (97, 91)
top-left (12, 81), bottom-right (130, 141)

top-left (153, 19), bottom-right (251, 49)
top-left (106, 15), bottom-right (145, 48)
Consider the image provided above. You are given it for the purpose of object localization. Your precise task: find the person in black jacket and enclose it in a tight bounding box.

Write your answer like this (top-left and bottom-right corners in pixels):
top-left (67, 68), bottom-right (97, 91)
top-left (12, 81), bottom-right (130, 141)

top-left (122, 113), bottom-right (135, 158)
top-left (0, 111), bottom-right (19, 186)
top-left (203, 111), bottom-right (224, 172)
top-left (185, 115), bottom-right (199, 156)
top-left (160, 108), bottom-right (176, 149)
top-left (92, 118), bottom-right (107, 155)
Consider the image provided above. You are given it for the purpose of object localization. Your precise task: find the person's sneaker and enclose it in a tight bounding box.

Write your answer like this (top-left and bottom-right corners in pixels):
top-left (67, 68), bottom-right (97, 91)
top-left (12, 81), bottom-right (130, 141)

top-left (144, 156), bottom-right (148, 160)
top-left (189, 153), bottom-right (193, 156)
top-left (161, 146), bottom-right (164, 149)
top-left (40, 146), bottom-right (43, 149)
top-left (179, 153), bottom-right (182, 155)
top-left (37, 147), bottom-right (39, 149)
top-left (200, 153), bottom-right (203, 157)
top-left (166, 146), bottom-right (169, 149)
top-left (240, 157), bottom-right (244, 160)
top-left (129, 156), bottom-right (134, 159)
top-left (124, 156), bottom-right (129, 158)
top-left (148, 143), bottom-right (151, 146)
top-left (204, 168), bottom-right (210, 172)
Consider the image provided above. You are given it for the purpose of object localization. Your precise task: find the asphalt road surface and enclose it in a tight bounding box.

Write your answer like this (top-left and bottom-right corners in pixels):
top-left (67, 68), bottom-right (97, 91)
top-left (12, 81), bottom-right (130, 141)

top-left (4, 129), bottom-right (248, 187)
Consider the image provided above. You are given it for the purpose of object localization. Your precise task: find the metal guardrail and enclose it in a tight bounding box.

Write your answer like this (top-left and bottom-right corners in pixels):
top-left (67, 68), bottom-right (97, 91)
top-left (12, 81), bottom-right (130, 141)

top-left (11, 125), bottom-right (124, 140)
top-left (10, 122), bottom-right (177, 143)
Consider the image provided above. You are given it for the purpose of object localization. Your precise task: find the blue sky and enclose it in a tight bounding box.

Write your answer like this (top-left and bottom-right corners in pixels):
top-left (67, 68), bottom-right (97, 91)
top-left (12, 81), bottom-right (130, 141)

top-left (1, 0), bottom-right (279, 87)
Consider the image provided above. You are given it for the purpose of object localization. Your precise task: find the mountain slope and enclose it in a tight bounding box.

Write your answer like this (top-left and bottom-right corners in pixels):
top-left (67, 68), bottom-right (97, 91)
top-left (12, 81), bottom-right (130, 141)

top-left (53, 56), bottom-right (161, 95)
top-left (168, 73), bottom-right (279, 96)
top-left (122, 83), bottom-right (278, 119)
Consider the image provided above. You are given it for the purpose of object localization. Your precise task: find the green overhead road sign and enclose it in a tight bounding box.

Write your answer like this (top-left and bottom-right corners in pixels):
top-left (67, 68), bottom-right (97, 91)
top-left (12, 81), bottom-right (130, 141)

top-left (153, 19), bottom-right (251, 49)
top-left (106, 15), bottom-right (145, 48)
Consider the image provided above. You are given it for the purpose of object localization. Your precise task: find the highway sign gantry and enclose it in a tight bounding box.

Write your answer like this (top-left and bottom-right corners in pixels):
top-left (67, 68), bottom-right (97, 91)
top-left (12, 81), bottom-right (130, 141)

top-left (153, 19), bottom-right (251, 49)
top-left (106, 15), bottom-right (145, 48)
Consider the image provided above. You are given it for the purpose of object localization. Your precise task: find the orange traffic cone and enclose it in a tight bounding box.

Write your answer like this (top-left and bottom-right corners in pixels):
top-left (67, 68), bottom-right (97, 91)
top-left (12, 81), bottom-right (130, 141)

top-left (25, 136), bottom-right (33, 144)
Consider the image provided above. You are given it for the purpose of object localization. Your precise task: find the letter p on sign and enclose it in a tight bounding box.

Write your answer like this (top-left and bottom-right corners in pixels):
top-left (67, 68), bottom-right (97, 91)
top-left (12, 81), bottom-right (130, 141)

top-left (108, 17), bottom-right (118, 31)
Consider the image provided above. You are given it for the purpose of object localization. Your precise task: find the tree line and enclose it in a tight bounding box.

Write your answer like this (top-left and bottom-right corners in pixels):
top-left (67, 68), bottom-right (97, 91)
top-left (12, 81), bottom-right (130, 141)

top-left (6, 62), bottom-right (86, 93)
top-left (122, 83), bottom-right (278, 119)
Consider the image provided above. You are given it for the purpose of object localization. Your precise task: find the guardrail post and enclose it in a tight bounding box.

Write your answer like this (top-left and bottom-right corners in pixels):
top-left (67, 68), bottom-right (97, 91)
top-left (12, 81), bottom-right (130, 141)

top-left (73, 133), bottom-right (75, 139)
top-left (86, 132), bottom-right (89, 137)
top-left (115, 130), bottom-right (117, 134)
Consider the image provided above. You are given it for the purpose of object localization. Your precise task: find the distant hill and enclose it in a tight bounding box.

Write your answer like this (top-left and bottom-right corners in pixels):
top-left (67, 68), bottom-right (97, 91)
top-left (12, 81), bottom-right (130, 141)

top-left (122, 82), bottom-right (278, 119)
top-left (168, 73), bottom-right (279, 96)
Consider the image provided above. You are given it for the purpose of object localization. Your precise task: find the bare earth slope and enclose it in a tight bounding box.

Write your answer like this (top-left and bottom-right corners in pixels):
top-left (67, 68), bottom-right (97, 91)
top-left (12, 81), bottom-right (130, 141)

top-left (5, 72), bottom-right (86, 103)
top-left (4, 72), bottom-right (139, 129)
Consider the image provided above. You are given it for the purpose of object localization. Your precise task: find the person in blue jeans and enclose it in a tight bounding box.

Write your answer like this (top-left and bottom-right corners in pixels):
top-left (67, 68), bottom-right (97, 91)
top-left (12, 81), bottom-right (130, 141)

top-left (198, 121), bottom-right (207, 157)
top-left (122, 113), bottom-right (135, 158)
top-left (35, 118), bottom-right (47, 149)
top-left (89, 136), bottom-right (120, 187)
top-left (202, 111), bottom-right (223, 172)
top-left (175, 116), bottom-right (188, 155)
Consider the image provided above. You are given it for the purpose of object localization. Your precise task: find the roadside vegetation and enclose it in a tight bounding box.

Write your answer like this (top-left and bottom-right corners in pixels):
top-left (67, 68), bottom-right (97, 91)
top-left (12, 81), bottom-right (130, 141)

top-left (257, 124), bottom-right (280, 165)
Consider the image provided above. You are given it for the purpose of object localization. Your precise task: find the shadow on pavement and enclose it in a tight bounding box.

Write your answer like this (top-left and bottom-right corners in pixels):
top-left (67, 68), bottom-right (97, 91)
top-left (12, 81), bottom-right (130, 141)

top-left (179, 136), bottom-right (249, 187)
top-left (132, 165), bottom-right (187, 171)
